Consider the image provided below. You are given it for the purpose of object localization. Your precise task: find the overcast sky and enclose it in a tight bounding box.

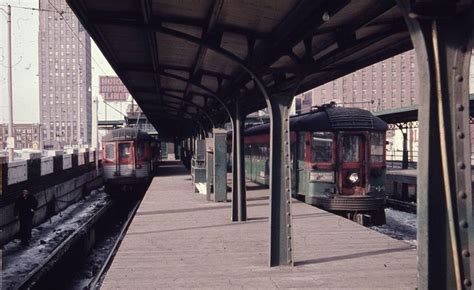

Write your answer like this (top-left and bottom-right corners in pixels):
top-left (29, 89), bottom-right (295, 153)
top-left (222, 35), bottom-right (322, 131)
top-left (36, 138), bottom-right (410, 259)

top-left (0, 0), bottom-right (128, 124)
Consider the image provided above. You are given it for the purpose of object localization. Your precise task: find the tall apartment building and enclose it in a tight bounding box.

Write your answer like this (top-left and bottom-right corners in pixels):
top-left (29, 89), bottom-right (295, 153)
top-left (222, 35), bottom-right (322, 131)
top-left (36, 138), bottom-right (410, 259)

top-left (39, 0), bottom-right (92, 149)
top-left (295, 49), bottom-right (419, 113)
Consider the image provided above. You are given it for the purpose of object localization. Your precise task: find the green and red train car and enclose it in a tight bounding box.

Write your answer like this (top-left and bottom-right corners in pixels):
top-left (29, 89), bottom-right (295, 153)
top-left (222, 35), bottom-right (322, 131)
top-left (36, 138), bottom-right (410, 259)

top-left (240, 104), bottom-right (388, 224)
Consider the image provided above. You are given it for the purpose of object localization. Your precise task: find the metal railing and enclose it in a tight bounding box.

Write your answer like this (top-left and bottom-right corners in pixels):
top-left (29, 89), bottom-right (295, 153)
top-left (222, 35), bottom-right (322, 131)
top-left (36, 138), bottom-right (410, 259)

top-left (386, 149), bottom-right (474, 168)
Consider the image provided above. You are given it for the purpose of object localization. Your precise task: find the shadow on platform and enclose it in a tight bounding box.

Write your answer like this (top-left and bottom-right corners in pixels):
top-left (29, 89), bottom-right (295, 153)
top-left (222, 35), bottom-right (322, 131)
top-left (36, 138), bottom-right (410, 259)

top-left (135, 201), bottom-right (268, 216)
top-left (295, 246), bottom-right (415, 266)
top-left (155, 161), bottom-right (188, 177)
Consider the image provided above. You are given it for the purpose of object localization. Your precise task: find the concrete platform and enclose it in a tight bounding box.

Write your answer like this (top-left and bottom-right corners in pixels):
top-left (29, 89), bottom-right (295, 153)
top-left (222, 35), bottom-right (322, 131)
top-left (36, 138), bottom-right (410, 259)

top-left (387, 169), bottom-right (417, 184)
top-left (102, 161), bottom-right (416, 289)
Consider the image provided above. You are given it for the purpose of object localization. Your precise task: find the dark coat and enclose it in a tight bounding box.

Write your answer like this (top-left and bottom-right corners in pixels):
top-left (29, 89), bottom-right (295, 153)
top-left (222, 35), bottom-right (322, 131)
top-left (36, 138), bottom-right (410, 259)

top-left (14, 194), bottom-right (38, 220)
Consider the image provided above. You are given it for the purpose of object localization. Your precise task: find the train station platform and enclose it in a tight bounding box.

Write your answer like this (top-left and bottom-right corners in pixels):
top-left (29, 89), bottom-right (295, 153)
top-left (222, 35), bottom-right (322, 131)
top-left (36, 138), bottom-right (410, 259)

top-left (102, 161), bottom-right (416, 288)
top-left (387, 169), bottom-right (417, 185)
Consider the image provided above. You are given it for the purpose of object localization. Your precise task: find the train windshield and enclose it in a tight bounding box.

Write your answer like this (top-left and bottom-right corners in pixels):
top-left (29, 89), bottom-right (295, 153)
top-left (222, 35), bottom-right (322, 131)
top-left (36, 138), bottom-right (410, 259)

top-left (311, 132), bottom-right (333, 163)
top-left (119, 143), bottom-right (132, 159)
top-left (370, 132), bottom-right (385, 162)
top-left (343, 135), bottom-right (360, 162)
top-left (105, 143), bottom-right (115, 161)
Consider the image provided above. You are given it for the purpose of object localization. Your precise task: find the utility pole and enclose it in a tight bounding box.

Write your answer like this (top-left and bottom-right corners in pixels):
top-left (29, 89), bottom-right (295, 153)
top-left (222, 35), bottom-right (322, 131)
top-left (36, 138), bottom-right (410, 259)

top-left (1, 5), bottom-right (14, 162)
top-left (77, 64), bottom-right (82, 146)
top-left (104, 100), bottom-right (107, 120)
top-left (92, 95), bottom-right (99, 174)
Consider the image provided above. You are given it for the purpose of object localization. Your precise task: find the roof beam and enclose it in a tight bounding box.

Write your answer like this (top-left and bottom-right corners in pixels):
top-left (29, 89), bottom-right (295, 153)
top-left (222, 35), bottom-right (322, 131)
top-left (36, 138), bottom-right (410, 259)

top-left (117, 63), bottom-right (233, 80)
top-left (140, 0), bottom-right (161, 100)
top-left (144, 104), bottom-right (214, 128)
top-left (86, 10), bottom-right (268, 39)
top-left (133, 86), bottom-right (214, 102)
top-left (309, 20), bottom-right (407, 74)
top-left (181, 0), bottom-right (224, 114)
top-left (218, 0), bottom-right (397, 105)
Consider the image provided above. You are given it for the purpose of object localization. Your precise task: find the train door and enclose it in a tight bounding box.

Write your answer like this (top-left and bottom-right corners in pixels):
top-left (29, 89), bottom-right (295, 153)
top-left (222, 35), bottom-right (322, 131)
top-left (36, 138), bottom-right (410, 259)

top-left (118, 141), bottom-right (134, 176)
top-left (339, 133), bottom-right (366, 195)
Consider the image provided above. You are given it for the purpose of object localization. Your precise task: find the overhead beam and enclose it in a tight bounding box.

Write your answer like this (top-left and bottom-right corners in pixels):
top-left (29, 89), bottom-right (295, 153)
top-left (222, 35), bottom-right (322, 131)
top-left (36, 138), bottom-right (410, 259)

top-left (181, 0), bottom-right (224, 113)
top-left (140, 0), bottom-right (161, 99)
top-left (118, 63), bottom-right (233, 80)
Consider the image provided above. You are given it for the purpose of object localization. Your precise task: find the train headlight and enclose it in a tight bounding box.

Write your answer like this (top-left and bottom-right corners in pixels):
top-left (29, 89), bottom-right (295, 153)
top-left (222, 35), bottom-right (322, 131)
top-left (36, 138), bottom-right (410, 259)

top-left (348, 172), bottom-right (359, 184)
top-left (309, 171), bottom-right (334, 183)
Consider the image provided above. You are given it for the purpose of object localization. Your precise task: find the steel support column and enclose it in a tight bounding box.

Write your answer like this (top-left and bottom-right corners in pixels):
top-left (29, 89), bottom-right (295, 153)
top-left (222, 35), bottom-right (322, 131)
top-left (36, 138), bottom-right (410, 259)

top-left (398, 1), bottom-right (473, 288)
top-left (231, 100), bottom-right (247, 221)
top-left (231, 122), bottom-right (238, 221)
top-left (236, 100), bottom-right (247, 221)
top-left (267, 93), bottom-right (294, 267)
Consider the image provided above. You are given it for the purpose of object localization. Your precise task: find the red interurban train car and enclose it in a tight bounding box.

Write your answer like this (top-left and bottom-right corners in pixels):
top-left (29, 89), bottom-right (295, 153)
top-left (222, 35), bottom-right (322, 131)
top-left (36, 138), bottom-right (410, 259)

top-left (102, 128), bottom-right (158, 194)
top-left (242, 104), bottom-right (388, 225)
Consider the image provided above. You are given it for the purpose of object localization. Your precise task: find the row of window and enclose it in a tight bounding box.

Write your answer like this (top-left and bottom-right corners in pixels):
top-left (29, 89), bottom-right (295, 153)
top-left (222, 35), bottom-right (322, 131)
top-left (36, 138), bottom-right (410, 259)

top-left (245, 132), bottom-right (385, 163)
top-left (104, 142), bottom-right (147, 162)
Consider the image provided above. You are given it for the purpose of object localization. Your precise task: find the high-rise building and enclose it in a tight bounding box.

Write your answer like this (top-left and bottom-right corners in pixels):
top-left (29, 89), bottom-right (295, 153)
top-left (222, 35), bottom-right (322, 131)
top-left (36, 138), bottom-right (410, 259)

top-left (294, 49), bottom-right (419, 112)
top-left (39, 0), bottom-right (92, 149)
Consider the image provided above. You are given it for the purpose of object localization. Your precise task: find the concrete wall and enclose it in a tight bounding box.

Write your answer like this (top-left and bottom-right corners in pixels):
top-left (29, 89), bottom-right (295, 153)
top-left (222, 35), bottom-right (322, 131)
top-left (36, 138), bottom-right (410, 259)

top-left (0, 170), bottom-right (103, 246)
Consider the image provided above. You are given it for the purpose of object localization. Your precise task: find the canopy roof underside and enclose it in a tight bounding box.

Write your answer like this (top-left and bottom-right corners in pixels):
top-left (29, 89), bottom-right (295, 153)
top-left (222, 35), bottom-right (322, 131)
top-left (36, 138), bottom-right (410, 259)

top-left (67, 0), bottom-right (412, 138)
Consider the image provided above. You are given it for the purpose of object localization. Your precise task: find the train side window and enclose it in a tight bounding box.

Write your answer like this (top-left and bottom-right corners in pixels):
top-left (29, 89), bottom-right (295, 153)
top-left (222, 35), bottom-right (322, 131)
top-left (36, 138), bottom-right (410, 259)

top-left (311, 132), bottom-right (333, 163)
top-left (343, 135), bottom-right (360, 162)
top-left (370, 132), bottom-right (385, 162)
top-left (105, 143), bottom-right (115, 160)
top-left (119, 143), bottom-right (131, 158)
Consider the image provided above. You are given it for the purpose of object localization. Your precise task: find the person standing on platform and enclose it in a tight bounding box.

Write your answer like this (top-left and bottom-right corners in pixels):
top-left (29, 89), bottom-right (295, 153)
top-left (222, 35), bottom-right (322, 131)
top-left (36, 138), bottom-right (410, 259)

top-left (14, 189), bottom-right (38, 246)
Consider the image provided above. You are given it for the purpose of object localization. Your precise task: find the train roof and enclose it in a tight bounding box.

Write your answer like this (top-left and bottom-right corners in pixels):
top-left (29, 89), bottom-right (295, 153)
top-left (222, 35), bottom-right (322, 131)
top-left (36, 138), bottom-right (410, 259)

top-left (245, 106), bottom-right (388, 136)
top-left (102, 128), bottom-right (152, 142)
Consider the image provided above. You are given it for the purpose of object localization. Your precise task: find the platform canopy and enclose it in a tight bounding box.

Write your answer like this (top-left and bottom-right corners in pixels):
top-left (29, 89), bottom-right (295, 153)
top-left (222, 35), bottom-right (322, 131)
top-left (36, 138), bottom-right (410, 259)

top-left (67, 0), bottom-right (412, 138)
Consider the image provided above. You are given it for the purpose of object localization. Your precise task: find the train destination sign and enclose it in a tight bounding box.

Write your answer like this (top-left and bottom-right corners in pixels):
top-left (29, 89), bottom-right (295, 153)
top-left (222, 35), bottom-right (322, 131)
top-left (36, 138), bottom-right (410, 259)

top-left (99, 76), bottom-right (129, 101)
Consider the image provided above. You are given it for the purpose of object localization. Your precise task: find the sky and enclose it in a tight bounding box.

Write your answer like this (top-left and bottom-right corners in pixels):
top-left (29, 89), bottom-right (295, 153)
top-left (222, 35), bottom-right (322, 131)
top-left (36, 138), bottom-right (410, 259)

top-left (0, 0), bottom-right (129, 124)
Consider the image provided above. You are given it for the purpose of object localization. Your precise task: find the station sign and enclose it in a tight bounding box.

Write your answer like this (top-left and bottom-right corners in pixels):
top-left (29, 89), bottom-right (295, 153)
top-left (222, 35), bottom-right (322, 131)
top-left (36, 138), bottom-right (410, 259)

top-left (99, 76), bottom-right (129, 101)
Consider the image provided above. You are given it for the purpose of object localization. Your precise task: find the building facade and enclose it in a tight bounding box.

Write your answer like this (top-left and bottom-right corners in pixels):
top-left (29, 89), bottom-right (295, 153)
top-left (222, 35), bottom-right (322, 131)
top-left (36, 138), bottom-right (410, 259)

top-left (294, 49), bottom-right (419, 113)
top-left (39, 0), bottom-right (92, 149)
top-left (293, 49), bottom-right (474, 164)
top-left (0, 124), bottom-right (41, 150)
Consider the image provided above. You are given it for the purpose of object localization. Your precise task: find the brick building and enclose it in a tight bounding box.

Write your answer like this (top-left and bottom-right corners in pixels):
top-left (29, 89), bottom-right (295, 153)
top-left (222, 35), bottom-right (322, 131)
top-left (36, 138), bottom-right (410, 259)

top-left (294, 49), bottom-right (419, 113)
top-left (293, 49), bottom-right (474, 163)
top-left (0, 124), bottom-right (41, 150)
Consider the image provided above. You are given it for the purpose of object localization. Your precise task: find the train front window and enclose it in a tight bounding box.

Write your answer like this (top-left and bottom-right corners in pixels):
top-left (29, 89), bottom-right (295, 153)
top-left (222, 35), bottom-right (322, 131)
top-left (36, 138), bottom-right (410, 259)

top-left (343, 135), bottom-right (360, 162)
top-left (370, 132), bottom-right (385, 162)
top-left (311, 132), bottom-right (333, 163)
top-left (105, 144), bottom-right (115, 160)
top-left (119, 143), bottom-right (131, 158)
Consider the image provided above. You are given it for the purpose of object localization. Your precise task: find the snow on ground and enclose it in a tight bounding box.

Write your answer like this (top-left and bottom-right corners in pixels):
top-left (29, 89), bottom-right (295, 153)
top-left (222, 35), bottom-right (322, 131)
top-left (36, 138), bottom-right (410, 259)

top-left (68, 222), bottom-right (123, 289)
top-left (371, 208), bottom-right (417, 246)
top-left (1, 189), bottom-right (110, 290)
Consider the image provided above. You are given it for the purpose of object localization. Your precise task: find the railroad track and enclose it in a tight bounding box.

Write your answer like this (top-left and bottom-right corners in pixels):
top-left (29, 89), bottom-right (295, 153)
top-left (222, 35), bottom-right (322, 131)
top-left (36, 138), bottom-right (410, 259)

top-left (386, 198), bottom-right (417, 214)
top-left (86, 197), bottom-right (143, 289)
top-left (14, 199), bottom-right (114, 290)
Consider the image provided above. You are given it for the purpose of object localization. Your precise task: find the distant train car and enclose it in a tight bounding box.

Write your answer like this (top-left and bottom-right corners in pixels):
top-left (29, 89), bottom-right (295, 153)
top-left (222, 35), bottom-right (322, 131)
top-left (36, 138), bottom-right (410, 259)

top-left (242, 103), bottom-right (388, 225)
top-left (102, 128), bottom-right (157, 194)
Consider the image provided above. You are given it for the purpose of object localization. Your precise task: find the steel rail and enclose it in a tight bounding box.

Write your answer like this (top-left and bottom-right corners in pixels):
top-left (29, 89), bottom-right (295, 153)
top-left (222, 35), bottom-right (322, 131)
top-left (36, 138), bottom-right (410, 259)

top-left (87, 196), bottom-right (144, 289)
top-left (15, 199), bottom-right (114, 289)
